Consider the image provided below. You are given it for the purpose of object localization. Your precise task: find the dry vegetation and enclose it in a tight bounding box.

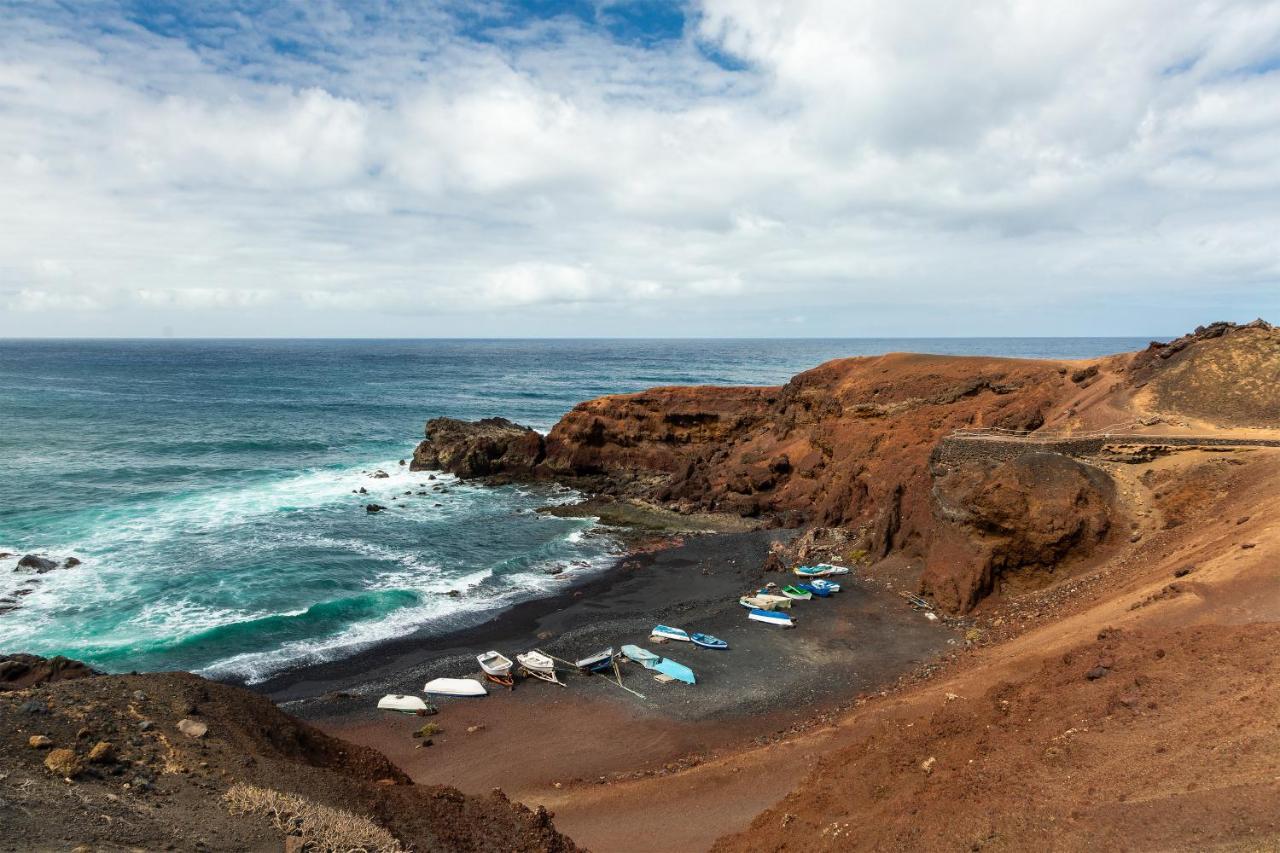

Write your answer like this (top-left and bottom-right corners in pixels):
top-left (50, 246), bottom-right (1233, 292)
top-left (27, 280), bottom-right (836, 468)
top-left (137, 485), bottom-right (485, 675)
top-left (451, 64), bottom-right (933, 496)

top-left (223, 782), bottom-right (405, 853)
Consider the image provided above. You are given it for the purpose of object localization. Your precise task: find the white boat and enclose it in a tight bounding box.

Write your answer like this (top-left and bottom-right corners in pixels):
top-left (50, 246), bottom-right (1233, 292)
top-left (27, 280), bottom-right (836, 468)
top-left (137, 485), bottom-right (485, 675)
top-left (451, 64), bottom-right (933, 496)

top-left (377, 694), bottom-right (428, 713)
top-left (814, 564), bottom-right (850, 576)
top-left (740, 595), bottom-right (776, 610)
top-left (651, 624), bottom-right (691, 642)
top-left (754, 592), bottom-right (793, 608)
top-left (423, 677), bottom-right (487, 697)
top-left (477, 650), bottom-right (513, 676)
top-left (517, 650), bottom-right (564, 685)
top-left (748, 608), bottom-right (795, 628)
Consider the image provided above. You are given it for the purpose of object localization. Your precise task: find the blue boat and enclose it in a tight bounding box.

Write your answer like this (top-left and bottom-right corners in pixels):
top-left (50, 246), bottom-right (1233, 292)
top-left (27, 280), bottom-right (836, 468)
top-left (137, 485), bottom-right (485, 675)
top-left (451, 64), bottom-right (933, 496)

top-left (690, 632), bottom-right (728, 650)
top-left (809, 579), bottom-right (841, 594)
top-left (748, 608), bottom-right (794, 627)
top-left (798, 582), bottom-right (831, 598)
top-left (652, 657), bottom-right (696, 684)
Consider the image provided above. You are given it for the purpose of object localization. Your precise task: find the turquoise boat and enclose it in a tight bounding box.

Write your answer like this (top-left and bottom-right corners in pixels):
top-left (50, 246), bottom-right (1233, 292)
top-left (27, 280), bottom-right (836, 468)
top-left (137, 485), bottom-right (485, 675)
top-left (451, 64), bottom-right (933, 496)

top-left (621, 644), bottom-right (660, 668)
top-left (652, 657), bottom-right (696, 684)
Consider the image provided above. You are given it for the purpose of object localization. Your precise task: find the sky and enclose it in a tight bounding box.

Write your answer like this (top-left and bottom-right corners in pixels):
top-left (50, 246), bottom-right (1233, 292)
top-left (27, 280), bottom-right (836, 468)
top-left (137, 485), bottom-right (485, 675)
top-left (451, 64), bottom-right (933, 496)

top-left (1, 0), bottom-right (1278, 338)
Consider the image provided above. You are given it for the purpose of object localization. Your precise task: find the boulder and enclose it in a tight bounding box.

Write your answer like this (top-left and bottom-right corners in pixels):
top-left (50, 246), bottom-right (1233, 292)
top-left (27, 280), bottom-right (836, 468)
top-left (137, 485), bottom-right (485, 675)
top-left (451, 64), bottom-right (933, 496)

top-left (365, 504), bottom-right (386, 513)
top-left (16, 554), bottom-right (59, 573)
top-left (410, 417), bottom-right (545, 478)
top-left (44, 748), bottom-right (83, 778)
top-left (921, 452), bottom-right (1116, 612)
top-left (28, 735), bottom-right (53, 749)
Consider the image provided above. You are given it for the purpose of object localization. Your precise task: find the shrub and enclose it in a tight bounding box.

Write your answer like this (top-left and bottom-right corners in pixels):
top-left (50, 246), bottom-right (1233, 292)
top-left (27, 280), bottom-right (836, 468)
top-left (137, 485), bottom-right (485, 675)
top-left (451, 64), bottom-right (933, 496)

top-left (223, 782), bottom-right (404, 853)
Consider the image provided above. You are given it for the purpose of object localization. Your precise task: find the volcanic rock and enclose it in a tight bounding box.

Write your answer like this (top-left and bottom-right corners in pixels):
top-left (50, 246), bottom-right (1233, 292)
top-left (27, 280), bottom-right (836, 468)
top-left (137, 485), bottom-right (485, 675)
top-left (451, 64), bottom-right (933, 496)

top-left (16, 554), bottom-right (59, 573)
top-left (411, 417), bottom-right (545, 478)
top-left (921, 452), bottom-right (1116, 612)
top-left (0, 654), bottom-right (100, 691)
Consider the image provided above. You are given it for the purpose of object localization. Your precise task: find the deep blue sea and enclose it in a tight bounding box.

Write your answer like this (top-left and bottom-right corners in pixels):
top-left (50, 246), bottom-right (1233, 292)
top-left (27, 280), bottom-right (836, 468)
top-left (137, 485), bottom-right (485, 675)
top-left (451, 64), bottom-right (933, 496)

top-left (0, 338), bottom-right (1149, 682)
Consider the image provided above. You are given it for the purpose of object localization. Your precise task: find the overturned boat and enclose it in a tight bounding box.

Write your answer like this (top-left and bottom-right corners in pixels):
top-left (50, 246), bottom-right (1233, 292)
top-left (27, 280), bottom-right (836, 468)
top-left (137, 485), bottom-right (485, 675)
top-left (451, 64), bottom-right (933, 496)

top-left (748, 608), bottom-right (795, 628)
top-left (423, 677), bottom-right (487, 697)
top-left (377, 694), bottom-right (429, 713)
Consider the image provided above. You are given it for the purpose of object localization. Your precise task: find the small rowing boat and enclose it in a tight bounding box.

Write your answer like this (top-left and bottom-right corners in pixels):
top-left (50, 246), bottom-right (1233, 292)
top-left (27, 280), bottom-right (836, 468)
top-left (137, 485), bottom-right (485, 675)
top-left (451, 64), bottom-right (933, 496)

top-left (377, 694), bottom-right (429, 713)
top-left (477, 650), bottom-right (515, 687)
top-left (653, 657), bottom-right (696, 684)
top-left (740, 595), bottom-right (776, 610)
top-left (798, 582), bottom-right (831, 598)
top-left (423, 678), bottom-right (487, 697)
top-left (690, 632), bottom-right (728, 650)
top-left (793, 564), bottom-right (850, 577)
top-left (781, 585), bottom-right (812, 600)
top-left (755, 590), bottom-right (793, 608)
top-left (809, 578), bottom-right (841, 594)
top-left (517, 650), bottom-right (564, 685)
top-left (651, 625), bottom-right (691, 642)
top-left (575, 647), bottom-right (615, 672)
top-left (748, 608), bottom-right (794, 628)
top-left (621, 644), bottom-right (661, 668)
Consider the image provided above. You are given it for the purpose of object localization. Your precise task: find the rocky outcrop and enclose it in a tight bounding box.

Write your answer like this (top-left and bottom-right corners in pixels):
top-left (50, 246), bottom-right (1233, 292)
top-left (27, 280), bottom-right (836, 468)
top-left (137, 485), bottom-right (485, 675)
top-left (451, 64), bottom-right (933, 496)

top-left (409, 322), bottom-right (1274, 612)
top-left (0, 653), bottom-right (100, 691)
top-left (1128, 319), bottom-right (1280, 427)
top-left (0, 661), bottom-right (580, 851)
top-left (410, 417), bottom-right (545, 477)
top-left (920, 452), bottom-right (1117, 612)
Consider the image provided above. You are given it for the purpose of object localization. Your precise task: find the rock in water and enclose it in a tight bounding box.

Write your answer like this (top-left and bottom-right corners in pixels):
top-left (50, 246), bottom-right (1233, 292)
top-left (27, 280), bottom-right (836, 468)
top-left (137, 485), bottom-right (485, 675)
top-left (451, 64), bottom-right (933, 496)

top-left (16, 554), bottom-right (59, 573)
top-left (365, 503), bottom-right (386, 513)
top-left (410, 417), bottom-right (545, 477)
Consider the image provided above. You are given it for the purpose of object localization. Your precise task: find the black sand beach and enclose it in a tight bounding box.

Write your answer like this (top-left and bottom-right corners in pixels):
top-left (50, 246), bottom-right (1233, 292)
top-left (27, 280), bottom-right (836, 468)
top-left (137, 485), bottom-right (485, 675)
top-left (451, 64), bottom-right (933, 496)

top-left (269, 529), bottom-right (954, 726)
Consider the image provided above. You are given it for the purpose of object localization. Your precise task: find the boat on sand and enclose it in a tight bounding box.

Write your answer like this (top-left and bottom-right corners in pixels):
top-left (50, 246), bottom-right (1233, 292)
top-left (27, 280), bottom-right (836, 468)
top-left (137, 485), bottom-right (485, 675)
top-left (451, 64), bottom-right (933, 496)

top-left (477, 650), bottom-right (515, 687)
top-left (575, 647), bottom-right (615, 672)
top-left (423, 678), bottom-right (487, 697)
top-left (798, 582), bottom-right (831, 598)
top-left (653, 657), bottom-right (696, 684)
top-left (691, 632), bottom-right (728, 650)
top-left (621, 644), bottom-right (660, 667)
top-left (748, 608), bottom-right (794, 628)
top-left (651, 625), bottom-right (691, 642)
top-left (377, 694), bottom-right (429, 713)
top-left (517, 650), bottom-right (564, 685)
top-left (781, 585), bottom-right (813, 600)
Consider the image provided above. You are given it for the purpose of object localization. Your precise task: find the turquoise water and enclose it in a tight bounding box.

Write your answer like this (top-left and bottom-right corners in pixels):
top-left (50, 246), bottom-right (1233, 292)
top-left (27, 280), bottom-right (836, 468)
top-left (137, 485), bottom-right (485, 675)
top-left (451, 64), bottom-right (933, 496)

top-left (0, 338), bottom-right (1148, 682)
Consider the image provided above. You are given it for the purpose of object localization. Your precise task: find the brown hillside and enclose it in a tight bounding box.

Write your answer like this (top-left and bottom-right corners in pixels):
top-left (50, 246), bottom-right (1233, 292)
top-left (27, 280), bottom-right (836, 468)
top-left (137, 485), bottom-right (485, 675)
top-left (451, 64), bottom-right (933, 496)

top-left (0, 667), bottom-right (578, 852)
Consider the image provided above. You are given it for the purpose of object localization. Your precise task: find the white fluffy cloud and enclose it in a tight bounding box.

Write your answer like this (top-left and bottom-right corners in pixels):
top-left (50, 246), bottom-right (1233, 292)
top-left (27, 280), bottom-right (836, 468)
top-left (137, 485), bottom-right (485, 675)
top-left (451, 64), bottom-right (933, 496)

top-left (1, 0), bottom-right (1277, 336)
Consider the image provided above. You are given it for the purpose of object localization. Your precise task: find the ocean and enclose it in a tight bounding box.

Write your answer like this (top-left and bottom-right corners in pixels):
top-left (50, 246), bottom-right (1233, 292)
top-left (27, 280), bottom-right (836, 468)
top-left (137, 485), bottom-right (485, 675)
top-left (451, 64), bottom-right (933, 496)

top-left (0, 337), bottom-right (1149, 683)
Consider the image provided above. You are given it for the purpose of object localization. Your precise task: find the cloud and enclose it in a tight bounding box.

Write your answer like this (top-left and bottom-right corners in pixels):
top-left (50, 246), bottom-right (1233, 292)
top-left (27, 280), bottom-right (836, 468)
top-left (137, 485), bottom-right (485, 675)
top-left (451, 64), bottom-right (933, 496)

top-left (0, 0), bottom-right (1278, 336)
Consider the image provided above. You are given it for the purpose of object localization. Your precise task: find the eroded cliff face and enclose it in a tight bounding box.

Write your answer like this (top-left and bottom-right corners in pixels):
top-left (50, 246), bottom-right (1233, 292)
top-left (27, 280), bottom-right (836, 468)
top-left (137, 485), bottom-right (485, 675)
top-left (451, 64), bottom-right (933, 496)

top-left (544, 353), bottom-right (1072, 551)
top-left (410, 321), bottom-right (1278, 612)
top-left (921, 452), bottom-right (1118, 612)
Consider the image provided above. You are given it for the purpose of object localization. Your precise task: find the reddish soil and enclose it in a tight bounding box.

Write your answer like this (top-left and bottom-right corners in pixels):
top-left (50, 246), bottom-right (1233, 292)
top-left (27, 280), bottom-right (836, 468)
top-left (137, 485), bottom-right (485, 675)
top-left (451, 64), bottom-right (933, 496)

top-left (0, 670), bottom-right (577, 852)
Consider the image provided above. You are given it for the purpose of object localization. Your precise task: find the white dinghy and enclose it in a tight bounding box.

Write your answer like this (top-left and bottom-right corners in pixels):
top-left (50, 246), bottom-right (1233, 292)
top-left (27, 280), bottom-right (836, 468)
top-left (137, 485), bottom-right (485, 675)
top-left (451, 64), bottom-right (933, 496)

top-left (477, 650), bottom-right (516, 688)
top-left (517, 649), bottom-right (564, 686)
top-left (423, 677), bottom-right (488, 697)
top-left (377, 694), bottom-right (428, 713)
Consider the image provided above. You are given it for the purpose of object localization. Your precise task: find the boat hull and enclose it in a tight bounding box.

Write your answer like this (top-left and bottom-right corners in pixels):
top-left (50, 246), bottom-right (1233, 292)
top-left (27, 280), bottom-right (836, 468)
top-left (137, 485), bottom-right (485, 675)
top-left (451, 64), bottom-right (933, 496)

top-left (748, 608), bottom-right (794, 627)
top-left (423, 678), bottom-right (487, 697)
